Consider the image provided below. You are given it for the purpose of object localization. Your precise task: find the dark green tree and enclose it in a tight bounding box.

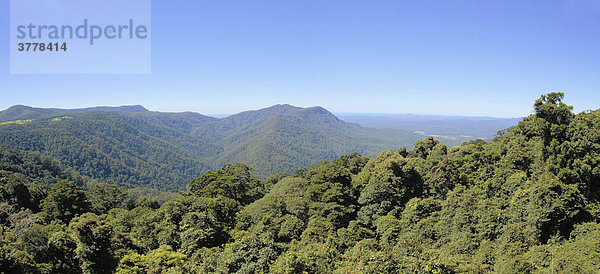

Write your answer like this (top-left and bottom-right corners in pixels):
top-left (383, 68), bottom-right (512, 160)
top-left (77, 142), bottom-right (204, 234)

top-left (40, 180), bottom-right (90, 224)
top-left (189, 163), bottom-right (263, 205)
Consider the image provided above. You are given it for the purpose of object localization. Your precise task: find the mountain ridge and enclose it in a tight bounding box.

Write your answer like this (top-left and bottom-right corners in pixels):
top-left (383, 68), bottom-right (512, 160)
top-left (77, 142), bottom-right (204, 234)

top-left (0, 105), bottom-right (149, 123)
top-left (0, 104), bottom-right (492, 191)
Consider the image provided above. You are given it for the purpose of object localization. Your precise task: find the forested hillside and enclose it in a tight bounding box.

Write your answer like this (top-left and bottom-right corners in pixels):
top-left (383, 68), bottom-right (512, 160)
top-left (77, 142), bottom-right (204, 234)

top-left (0, 145), bottom-right (87, 187)
top-left (1, 93), bottom-right (599, 273)
top-left (0, 104), bottom-right (431, 191)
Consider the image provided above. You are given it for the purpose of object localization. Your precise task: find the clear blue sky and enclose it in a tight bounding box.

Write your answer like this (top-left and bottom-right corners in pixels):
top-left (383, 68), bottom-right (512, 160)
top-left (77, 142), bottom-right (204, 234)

top-left (1, 0), bottom-right (599, 117)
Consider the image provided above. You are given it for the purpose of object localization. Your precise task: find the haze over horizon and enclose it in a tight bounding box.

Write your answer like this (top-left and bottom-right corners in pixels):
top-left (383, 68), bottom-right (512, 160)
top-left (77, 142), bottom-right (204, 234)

top-left (1, 0), bottom-right (599, 117)
top-left (0, 103), bottom-right (526, 119)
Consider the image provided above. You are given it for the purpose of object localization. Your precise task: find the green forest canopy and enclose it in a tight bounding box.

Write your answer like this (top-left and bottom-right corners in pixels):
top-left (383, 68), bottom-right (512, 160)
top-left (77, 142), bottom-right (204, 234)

top-left (1, 93), bottom-right (599, 273)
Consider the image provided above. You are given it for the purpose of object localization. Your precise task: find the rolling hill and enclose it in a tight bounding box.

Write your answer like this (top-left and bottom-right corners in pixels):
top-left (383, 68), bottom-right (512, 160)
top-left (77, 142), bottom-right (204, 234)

top-left (0, 104), bottom-right (438, 191)
top-left (338, 113), bottom-right (521, 140)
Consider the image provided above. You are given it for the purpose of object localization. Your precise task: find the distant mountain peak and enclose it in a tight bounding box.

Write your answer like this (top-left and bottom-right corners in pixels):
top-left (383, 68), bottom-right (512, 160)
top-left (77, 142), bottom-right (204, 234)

top-left (263, 104), bottom-right (302, 112)
top-left (4, 105), bottom-right (37, 113)
top-left (247, 104), bottom-right (335, 117)
top-left (303, 106), bottom-right (332, 114)
top-left (94, 105), bottom-right (149, 113)
top-left (261, 104), bottom-right (334, 115)
top-left (6, 104), bottom-right (31, 110)
top-left (0, 105), bottom-right (149, 123)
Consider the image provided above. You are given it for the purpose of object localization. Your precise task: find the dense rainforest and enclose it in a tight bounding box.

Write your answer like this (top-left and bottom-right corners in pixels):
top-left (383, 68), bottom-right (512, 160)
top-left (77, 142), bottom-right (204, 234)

top-left (1, 93), bottom-right (599, 273)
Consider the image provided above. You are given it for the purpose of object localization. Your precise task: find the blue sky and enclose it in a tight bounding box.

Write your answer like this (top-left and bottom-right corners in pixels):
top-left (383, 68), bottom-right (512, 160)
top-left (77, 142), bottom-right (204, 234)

top-left (1, 0), bottom-right (599, 117)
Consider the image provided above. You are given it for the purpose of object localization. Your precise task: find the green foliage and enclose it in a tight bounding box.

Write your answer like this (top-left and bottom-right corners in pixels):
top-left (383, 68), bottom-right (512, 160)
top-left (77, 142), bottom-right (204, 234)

top-left (0, 172), bottom-right (37, 212)
top-left (355, 149), bottom-right (423, 227)
top-left (0, 94), bottom-right (599, 273)
top-left (304, 158), bottom-right (357, 231)
top-left (507, 174), bottom-right (589, 243)
top-left (424, 159), bottom-right (464, 199)
top-left (70, 213), bottom-right (120, 273)
top-left (117, 245), bottom-right (188, 274)
top-left (90, 183), bottom-right (129, 214)
top-left (270, 240), bottom-right (339, 273)
top-left (156, 194), bottom-right (239, 252)
top-left (334, 239), bottom-right (395, 273)
top-left (41, 180), bottom-right (91, 224)
top-left (0, 145), bottom-right (86, 187)
top-left (215, 232), bottom-right (281, 273)
top-left (0, 242), bottom-right (38, 273)
top-left (534, 92), bottom-right (574, 126)
top-left (189, 163), bottom-right (263, 205)
top-left (235, 177), bottom-right (308, 242)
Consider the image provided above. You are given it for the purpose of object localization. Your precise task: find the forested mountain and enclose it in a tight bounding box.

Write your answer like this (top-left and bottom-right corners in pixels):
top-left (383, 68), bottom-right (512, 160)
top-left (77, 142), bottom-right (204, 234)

top-left (0, 145), bottom-right (88, 186)
top-left (0, 105), bottom-right (149, 123)
top-left (1, 93), bottom-right (599, 273)
top-left (209, 105), bottom-right (427, 176)
top-left (0, 111), bottom-right (212, 191)
top-left (0, 104), bottom-right (431, 191)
